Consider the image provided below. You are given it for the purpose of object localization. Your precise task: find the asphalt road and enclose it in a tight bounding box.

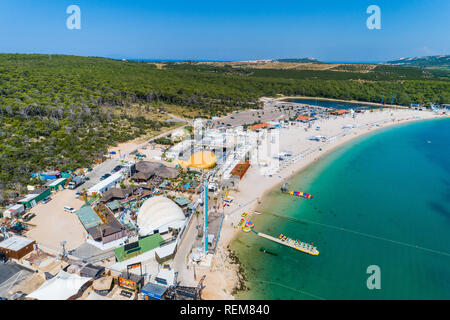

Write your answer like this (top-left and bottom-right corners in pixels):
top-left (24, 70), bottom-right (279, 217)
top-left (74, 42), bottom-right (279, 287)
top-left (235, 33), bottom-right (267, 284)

top-left (78, 118), bottom-right (189, 190)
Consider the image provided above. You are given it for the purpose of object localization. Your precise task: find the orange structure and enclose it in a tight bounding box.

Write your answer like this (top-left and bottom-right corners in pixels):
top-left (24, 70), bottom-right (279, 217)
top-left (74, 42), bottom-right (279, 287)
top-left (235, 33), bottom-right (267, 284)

top-left (248, 122), bottom-right (271, 130)
top-left (230, 161), bottom-right (250, 179)
top-left (296, 116), bottom-right (311, 122)
top-left (330, 109), bottom-right (350, 115)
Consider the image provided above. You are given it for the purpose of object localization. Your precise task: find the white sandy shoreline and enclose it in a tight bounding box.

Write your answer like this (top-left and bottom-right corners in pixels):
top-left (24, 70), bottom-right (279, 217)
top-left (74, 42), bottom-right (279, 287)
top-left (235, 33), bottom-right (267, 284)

top-left (200, 108), bottom-right (444, 300)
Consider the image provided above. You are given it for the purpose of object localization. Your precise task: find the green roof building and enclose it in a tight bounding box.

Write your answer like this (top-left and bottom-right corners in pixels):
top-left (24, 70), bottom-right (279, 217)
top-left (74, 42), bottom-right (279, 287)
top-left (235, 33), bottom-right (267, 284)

top-left (174, 196), bottom-right (190, 207)
top-left (106, 200), bottom-right (121, 212)
top-left (47, 178), bottom-right (67, 192)
top-left (18, 188), bottom-right (51, 208)
top-left (75, 205), bottom-right (102, 229)
top-left (114, 233), bottom-right (164, 262)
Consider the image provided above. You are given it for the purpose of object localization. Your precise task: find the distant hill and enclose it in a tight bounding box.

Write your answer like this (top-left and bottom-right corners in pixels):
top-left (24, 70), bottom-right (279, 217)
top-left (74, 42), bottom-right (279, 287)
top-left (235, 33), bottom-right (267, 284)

top-left (275, 57), bottom-right (321, 63)
top-left (386, 55), bottom-right (450, 69)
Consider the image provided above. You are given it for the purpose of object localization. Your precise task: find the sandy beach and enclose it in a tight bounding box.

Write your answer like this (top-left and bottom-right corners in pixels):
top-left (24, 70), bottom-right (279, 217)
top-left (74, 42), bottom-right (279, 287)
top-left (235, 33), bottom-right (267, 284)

top-left (200, 108), bottom-right (442, 299)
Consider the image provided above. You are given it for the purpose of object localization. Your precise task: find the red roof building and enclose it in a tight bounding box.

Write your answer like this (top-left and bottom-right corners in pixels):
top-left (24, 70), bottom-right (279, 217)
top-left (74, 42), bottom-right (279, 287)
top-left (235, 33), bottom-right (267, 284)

top-left (330, 109), bottom-right (351, 115)
top-left (248, 122), bottom-right (271, 130)
top-left (296, 116), bottom-right (311, 122)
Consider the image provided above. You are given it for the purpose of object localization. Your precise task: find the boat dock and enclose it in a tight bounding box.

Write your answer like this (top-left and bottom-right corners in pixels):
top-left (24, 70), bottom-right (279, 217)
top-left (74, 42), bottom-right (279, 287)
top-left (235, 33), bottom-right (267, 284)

top-left (253, 231), bottom-right (319, 256)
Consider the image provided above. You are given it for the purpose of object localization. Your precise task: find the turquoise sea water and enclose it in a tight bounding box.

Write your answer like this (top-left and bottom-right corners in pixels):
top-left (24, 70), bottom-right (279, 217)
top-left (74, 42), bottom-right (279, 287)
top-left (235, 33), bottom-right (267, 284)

top-left (232, 118), bottom-right (450, 299)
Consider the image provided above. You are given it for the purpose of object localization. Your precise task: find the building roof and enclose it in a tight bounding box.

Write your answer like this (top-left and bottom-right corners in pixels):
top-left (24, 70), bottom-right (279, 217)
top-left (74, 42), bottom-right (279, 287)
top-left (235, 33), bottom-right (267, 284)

top-left (174, 151), bottom-right (217, 170)
top-left (80, 264), bottom-right (105, 278)
top-left (87, 220), bottom-right (124, 240)
top-left (155, 241), bottom-right (177, 259)
top-left (75, 205), bottom-right (103, 229)
top-left (27, 270), bottom-right (91, 300)
top-left (18, 194), bottom-right (39, 203)
top-left (88, 172), bottom-right (124, 194)
top-left (153, 166), bottom-right (179, 179)
top-left (18, 188), bottom-right (49, 203)
top-left (41, 171), bottom-right (60, 176)
top-left (106, 200), bottom-right (121, 211)
top-left (296, 116), bottom-right (311, 121)
top-left (248, 122), bottom-right (271, 130)
top-left (174, 196), bottom-right (190, 207)
top-left (137, 196), bottom-right (185, 236)
top-left (135, 161), bottom-right (163, 173)
top-left (113, 233), bottom-right (164, 262)
top-left (0, 261), bottom-right (33, 286)
top-left (142, 282), bottom-right (168, 299)
top-left (155, 268), bottom-right (176, 286)
top-left (92, 276), bottom-right (113, 291)
top-left (0, 236), bottom-right (34, 251)
top-left (47, 178), bottom-right (67, 187)
top-left (131, 171), bottom-right (153, 181)
top-left (4, 204), bottom-right (24, 214)
top-left (331, 109), bottom-right (351, 115)
top-left (100, 187), bottom-right (136, 203)
top-left (136, 161), bottom-right (179, 179)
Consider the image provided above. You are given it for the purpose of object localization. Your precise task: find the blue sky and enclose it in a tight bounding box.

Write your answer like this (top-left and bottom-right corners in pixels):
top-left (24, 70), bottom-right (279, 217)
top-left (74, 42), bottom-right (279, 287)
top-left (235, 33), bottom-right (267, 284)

top-left (0, 0), bottom-right (448, 62)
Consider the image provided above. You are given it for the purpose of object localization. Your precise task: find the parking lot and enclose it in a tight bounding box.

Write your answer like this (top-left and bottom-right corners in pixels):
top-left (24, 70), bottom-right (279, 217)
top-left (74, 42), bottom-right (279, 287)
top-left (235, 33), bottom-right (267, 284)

top-left (211, 104), bottom-right (297, 128)
top-left (81, 158), bottom-right (122, 190)
top-left (25, 189), bottom-right (87, 251)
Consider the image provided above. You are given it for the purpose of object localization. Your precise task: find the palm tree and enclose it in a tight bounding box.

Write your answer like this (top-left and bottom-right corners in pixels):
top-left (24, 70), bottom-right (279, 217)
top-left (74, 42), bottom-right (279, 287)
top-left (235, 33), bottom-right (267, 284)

top-left (194, 209), bottom-right (201, 230)
top-left (82, 187), bottom-right (88, 203)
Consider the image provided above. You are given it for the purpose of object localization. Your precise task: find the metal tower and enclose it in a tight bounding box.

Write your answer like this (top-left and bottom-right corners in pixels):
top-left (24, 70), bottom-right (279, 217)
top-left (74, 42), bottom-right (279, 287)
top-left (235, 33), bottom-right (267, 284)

top-left (203, 178), bottom-right (208, 254)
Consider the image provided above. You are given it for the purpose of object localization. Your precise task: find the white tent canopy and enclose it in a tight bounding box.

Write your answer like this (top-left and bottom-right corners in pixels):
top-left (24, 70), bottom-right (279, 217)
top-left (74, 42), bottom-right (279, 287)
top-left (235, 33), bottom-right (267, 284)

top-left (27, 270), bottom-right (91, 300)
top-left (137, 196), bottom-right (185, 236)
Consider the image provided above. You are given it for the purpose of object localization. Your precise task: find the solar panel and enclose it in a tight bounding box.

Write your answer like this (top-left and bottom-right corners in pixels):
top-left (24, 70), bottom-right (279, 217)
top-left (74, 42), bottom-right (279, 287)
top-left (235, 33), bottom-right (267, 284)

top-left (124, 241), bottom-right (139, 251)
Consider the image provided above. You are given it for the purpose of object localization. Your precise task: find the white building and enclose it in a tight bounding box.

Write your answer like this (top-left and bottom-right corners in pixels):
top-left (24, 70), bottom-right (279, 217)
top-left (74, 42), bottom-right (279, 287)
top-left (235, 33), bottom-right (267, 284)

top-left (3, 204), bottom-right (25, 219)
top-left (137, 196), bottom-right (186, 236)
top-left (28, 270), bottom-right (91, 300)
top-left (87, 171), bottom-right (124, 196)
top-left (166, 139), bottom-right (193, 160)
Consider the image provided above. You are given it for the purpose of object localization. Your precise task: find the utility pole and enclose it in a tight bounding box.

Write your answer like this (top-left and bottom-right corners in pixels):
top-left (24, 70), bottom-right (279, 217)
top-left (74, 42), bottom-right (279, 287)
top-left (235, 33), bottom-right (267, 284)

top-left (60, 240), bottom-right (67, 260)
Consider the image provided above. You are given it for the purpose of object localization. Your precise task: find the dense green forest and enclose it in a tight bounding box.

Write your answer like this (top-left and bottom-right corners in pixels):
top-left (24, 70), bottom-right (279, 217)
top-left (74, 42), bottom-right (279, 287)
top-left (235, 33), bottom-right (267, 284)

top-left (0, 53), bottom-right (449, 199)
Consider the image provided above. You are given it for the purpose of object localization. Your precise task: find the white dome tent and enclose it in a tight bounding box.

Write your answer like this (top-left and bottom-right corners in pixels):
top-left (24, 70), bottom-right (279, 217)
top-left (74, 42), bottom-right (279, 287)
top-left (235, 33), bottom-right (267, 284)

top-left (137, 196), bottom-right (186, 236)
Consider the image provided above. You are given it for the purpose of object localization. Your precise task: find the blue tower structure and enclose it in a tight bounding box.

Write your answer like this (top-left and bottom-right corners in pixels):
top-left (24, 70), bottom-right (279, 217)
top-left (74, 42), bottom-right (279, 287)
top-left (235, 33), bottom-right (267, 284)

top-left (203, 178), bottom-right (208, 254)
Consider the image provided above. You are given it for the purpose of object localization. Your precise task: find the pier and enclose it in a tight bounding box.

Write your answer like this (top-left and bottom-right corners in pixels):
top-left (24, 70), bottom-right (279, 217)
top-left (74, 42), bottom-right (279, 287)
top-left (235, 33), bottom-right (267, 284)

top-left (253, 231), bottom-right (319, 256)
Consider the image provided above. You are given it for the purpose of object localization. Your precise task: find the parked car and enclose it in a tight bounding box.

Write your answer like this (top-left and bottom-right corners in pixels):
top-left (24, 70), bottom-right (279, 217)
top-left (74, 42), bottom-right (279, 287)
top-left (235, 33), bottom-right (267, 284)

top-left (41, 197), bottom-right (51, 204)
top-left (100, 173), bottom-right (111, 181)
top-left (75, 191), bottom-right (81, 199)
top-left (111, 165), bottom-right (122, 173)
top-left (64, 206), bottom-right (75, 213)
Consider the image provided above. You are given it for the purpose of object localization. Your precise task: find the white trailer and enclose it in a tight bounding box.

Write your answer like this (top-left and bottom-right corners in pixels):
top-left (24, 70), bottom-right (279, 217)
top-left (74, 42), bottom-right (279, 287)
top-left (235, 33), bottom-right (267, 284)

top-left (3, 204), bottom-right (25, 219)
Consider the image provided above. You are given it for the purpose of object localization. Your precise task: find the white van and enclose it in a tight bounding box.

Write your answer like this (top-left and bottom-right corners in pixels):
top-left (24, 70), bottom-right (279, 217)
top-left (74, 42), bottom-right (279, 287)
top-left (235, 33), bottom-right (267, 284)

top-left (64, 206), bottom-right (75, 213)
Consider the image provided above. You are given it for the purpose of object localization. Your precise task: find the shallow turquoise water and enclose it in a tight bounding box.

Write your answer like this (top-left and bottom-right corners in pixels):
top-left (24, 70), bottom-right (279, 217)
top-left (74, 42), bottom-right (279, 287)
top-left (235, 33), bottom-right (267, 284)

top-left (233, 118), bottom-right (450, 299)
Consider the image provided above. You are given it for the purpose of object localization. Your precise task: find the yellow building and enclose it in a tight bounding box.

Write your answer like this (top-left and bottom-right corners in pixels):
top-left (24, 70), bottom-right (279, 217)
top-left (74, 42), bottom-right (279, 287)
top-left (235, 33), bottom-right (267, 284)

top-left (175, 151), bottom-right (217, 169)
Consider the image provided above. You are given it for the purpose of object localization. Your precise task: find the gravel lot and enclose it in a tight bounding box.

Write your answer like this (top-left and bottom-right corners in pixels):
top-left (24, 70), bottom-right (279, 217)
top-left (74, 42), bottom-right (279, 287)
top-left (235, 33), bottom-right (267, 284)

top-left (25, 189), bottom-right (87, 251)
top-left (211, 105), bottom-right (297, 128)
